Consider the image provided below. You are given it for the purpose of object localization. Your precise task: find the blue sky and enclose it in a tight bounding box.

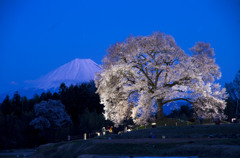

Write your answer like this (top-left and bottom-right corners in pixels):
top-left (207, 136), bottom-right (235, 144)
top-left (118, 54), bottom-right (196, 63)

top-left (0, 0), bottom-right (240, 93)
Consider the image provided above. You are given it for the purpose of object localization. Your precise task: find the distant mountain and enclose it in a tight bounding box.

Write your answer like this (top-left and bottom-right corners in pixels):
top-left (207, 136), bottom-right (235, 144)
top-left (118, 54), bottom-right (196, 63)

top-left (0, 59), bottom-right (102, 101)
top-left (27, 58), bottom-right (102, 90)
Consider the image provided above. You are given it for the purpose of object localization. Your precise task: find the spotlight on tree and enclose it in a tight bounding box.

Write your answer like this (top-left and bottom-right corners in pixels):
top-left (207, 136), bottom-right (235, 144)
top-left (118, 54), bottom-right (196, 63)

top-left (95, 32), bottom-right (227, 126)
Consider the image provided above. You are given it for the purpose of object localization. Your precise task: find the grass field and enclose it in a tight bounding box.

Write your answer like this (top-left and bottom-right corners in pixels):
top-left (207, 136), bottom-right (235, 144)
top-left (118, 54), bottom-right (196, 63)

top-left (29, 124), bottom-right (240, 158)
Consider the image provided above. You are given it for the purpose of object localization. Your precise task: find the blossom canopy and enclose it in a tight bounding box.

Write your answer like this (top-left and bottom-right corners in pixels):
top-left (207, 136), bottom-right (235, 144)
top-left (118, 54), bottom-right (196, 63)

top-left (95, 32), bottom-right (227, 126)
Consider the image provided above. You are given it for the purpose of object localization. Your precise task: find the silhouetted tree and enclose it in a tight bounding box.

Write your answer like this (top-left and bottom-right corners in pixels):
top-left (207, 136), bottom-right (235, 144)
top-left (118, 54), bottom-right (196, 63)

top-left (168, 105), bottom-right (194, 121)
top-left (39, 92), bottom-right (47, 101)
top-left (59, 83), bottom-right (67, 95)
top-left (1, 95), bottom-right (11, 115)
top-left (11, 92), bottom-right (22, 117)
top-left (52, 92), bottom-right (59, 100)
top-left (225, 69), bottom-right (240, 119)
top-left (46, 91), bottom-right (53, 100)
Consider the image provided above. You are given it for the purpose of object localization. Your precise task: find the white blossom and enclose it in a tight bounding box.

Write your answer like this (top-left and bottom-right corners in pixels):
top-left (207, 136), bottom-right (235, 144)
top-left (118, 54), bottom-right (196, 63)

top-left (95, 32), bottom-right (227, 126)
top-left (30, 99), bottom-right (72, 130)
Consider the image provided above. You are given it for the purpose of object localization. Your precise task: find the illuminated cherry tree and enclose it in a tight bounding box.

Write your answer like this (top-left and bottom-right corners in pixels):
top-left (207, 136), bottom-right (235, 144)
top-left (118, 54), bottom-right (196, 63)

top-left (95, 32), bottom-right (227, 126)
top-left (30, 99), bottom-right (72, 130)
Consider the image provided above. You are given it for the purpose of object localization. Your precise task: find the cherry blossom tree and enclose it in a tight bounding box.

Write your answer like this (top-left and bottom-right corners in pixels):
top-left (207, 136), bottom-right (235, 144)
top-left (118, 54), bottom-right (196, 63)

top-left (95, 32), bottom-right (227, 126)
top-left (30, 99), bottom-right (72, 130)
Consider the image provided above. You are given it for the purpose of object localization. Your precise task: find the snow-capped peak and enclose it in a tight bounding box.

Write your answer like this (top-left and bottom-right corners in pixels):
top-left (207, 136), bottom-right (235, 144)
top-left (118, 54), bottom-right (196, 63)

top-left (28, 58), bottom-right (102, 90)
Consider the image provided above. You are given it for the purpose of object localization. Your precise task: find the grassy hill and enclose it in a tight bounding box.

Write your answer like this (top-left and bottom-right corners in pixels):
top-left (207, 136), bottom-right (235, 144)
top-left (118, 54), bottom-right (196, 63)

top-left (31, 124), bottom-right (240, 158)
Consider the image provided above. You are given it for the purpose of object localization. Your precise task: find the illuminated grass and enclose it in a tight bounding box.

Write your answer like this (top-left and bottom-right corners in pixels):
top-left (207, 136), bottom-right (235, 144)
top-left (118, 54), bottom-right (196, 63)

top-left (32, 124), bottom-right (240, 158)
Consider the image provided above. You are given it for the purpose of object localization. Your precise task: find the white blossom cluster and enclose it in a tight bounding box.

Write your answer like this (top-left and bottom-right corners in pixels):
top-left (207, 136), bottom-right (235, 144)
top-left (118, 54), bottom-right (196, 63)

top-left (95, 32), bottom-right (227, 126)
top-left (30, 99), bottom-right (72, 130)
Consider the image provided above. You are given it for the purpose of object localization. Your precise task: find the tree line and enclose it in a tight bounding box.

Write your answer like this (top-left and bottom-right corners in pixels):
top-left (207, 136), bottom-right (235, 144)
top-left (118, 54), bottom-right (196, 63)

top-left (0, 81), bottom-right (113, 149)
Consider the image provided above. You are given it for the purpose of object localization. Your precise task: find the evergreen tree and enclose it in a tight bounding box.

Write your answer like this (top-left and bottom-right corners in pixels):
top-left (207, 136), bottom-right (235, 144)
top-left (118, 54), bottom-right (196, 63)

top-left (59, 83), bottom-right (67, 95)
top-left (1, 95), bottom-right (11, 115)
top-left (46, 91), bottom-right (53, 100)
top-left (40, 92), bottom-right (47, 101)
top-left (52, 92), bottom-right (59, 100)
top-left (225, 69), bottom-right (240, 119)
top-left (11, 92), bottom-right (22, 117)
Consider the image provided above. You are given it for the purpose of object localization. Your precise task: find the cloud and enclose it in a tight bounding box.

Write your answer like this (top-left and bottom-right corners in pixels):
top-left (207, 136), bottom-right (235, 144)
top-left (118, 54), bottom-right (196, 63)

top-left (10, 81), bottom-right (18, 86)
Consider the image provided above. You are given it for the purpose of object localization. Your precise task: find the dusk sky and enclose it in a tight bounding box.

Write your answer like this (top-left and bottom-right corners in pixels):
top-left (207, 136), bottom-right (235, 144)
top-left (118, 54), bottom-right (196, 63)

top-left (0, 0), bottom-right (240, 93)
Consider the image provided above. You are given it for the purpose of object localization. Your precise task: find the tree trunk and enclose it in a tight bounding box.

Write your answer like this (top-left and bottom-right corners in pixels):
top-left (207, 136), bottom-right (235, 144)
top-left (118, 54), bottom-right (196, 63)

top-left (157, 99), bottom-right (164, 121)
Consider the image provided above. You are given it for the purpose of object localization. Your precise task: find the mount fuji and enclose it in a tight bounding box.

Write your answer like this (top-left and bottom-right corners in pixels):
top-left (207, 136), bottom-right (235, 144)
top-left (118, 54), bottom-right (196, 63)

top-left (27, 58), bottom-right (102, 90)
top-left (0, 59), bottom-right (102, 101)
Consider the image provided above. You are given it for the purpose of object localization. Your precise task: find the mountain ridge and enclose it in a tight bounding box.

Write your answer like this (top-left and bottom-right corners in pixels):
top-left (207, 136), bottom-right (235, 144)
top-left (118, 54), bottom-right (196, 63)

top-left (0, 58), bottom-right (102, 101)
top-left (26, 58), bottom-right (102, 90)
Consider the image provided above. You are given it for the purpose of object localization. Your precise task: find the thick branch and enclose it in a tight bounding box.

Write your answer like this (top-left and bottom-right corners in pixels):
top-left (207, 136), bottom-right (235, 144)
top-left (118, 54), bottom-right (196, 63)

top-left (164, 77), bottom-right (191, 87)
top-left (127, 90), bottom-right (138, 99)
top-left (163, 98), bottom-right (193, 105)
top-left (154, 69), bottom-right (163, 89)
top-left (133, 65), bottom-right (155, 88)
